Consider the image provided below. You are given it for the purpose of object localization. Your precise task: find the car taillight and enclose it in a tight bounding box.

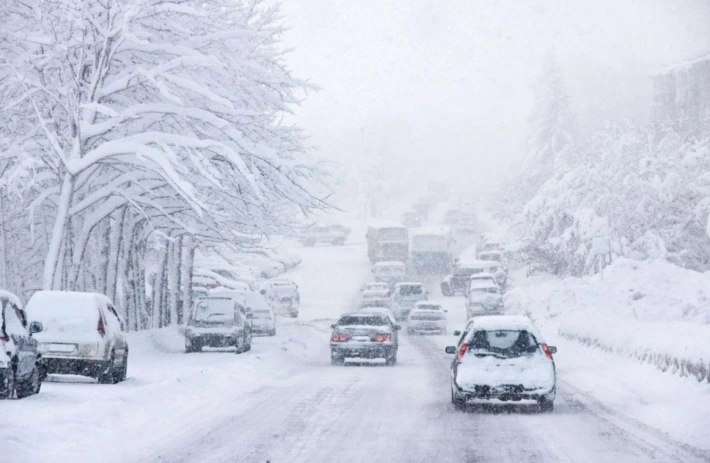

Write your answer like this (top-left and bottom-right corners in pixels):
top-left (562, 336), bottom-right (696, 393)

top-left (457, 344), bottom-right (468, 361)
top-left (541, 343), bottom-right (554, 360)
top-left (374, 334), bottom-right (391, 343)
top-left (0, 334), bottom-right (9, 343)
top-left (97, 317), bottom-right (106, 337)
top-left (331, 334), bottom-right (349, 342)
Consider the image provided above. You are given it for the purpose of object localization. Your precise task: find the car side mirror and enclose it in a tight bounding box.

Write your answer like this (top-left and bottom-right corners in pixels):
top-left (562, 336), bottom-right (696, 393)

top-left (330, 324), bottom-right (336, 329)
top-left (453, 330), bottom-right (461, 336)
top-left (548, 346), bottom-right (558, 354)
top-left (394, 324), bottom-right (401, 331)
top-left (445, 346), bottom-right (457, 354)
top-left (29, 321), bottom-right (43, 335)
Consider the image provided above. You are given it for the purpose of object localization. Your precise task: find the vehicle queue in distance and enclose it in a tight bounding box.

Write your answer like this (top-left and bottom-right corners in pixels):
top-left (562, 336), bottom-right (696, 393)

top-left (331, 185), bottom-right (559, 413)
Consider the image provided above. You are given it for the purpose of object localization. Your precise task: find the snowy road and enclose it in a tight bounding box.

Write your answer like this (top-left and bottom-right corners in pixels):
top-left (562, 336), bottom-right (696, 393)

top-left (5, 236), bottom-right (710, 462)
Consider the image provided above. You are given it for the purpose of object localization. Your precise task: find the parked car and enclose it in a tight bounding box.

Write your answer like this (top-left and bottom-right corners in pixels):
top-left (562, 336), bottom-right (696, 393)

top-left (390, 282), bottom-right (428, 321)
top-left (330, 313), bottom-right (400, 366)
top-left (26, 291), bottom-right (128, 384)
top-left (445, 315), bottom-right (557, 412)
top-left (184, 296), bottom-right (253, 353)
top-left (299, 224), bottom-right (350, 246)
top-left (258, 279), bottom-right (300, 317)
top-left (407, 302), bottom-right (447, 335)
top-left (466, 280), bottom-right (504, 318)
top-left (210, 289), bottom-right (274, 336)
top-left (1, 290), bottom-right (44, 399)
top-left (372, 261), bottom-right (407, 288)
top-left (401, 211), bottom-right (422, 228)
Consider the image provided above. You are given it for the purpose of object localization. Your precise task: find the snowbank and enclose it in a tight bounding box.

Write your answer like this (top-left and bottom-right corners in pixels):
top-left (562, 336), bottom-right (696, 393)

top-left (506, 258), bottom-right (710, 383)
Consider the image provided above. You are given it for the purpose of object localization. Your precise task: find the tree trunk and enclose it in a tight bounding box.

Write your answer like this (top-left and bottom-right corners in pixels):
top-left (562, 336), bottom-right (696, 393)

top-left (167, 236), bottom-right (181, 326)
top-left (107, 207), bottom-right (127, 303)
top-left (151, 238), bottom-right (169, 329)
top-left (43, 173), bottom-right (74, 289)
top-left (179, 235), bottom-right (194, 325)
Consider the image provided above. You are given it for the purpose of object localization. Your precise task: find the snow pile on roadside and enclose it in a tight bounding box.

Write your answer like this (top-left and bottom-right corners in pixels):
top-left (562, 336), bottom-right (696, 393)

top-left (506, 258), bottom-right (710, 383)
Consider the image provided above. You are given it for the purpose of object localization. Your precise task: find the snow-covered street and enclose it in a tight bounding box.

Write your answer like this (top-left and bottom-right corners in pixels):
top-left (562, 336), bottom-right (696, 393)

top-left (5, 237), bottom-right (709, 462)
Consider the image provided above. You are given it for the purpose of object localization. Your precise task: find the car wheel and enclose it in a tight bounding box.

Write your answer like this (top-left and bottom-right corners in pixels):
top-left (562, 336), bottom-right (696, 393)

top-left (331, 354), bottom-right (344, 366)
top-left (290, 312), bottom-right (298, 318)
top-left (235, 335), bottom-right (245, 354)
top-left (16, 366), bottom-right (41, 398)
top-left (268, 328), bottom-right (276, 336)
top-left (451, 388), bottom-right (466, 411)
top-left (0, 364), bottom-right (16, 399)
top-left (539, 398), bottom-right (554, 413)
top-left (441, 283), bottom-right (452, 297)
top-left (116, 349), bottom-right (128, 382)
top-left (97, 353), bottom-right (117, 384)
top-left (245, 332), bottom-right (252, 352)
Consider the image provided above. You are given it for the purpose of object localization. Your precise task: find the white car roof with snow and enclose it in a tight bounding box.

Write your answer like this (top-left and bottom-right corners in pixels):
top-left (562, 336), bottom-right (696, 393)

top-left (414, 301), bottom-right (442, 309)
top-left (0, 289), bottom-right (22, 308)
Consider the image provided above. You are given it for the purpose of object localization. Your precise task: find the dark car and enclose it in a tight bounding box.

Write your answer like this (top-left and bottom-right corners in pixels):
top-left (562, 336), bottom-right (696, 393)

top-left (441, 261), bottom-right (488, 296)
top-left (184, 297), bottom-right (253, 353)
top-left (330, 313), bottom-right (401, 366)
top-left (1, 290), bottom-right (44, 399)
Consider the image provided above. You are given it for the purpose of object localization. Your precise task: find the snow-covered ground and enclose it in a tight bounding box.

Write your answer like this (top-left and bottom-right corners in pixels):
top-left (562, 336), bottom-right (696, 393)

top-left (4, 230), bottom-right (710, 462)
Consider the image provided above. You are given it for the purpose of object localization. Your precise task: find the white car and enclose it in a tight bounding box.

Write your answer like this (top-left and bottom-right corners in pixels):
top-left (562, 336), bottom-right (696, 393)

top-left (407, 302), bottom-right (447, 335)
top-left (363, 282), bottom-right (390, 293)
top-left (469, 273), bottom-right (499, 290)
top-left (372, 261), bottom-right (407, 288)
top-left (446, 315), bottom-right (557, 412)
top-left (299, 224), bottom-right (350, 246)
top-left (27, 291), bottom-right (128, 384)
top-left (466, 280), bottom-right (503, 318)
top-left (258, 279), bottom-right (300, 317)
top-left (390, 282), bottom-right (428, 321)
top-left (361, 282), bottom-right (391, 308)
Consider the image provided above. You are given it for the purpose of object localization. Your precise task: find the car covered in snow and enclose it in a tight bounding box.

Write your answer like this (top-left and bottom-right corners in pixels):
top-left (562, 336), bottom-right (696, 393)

top-left (184, 296), bottom-right (253, 353)
top-left (473, 255), bottom-right (508, 290)
top-left (257, 279), bottom-right (300, 318)
top-left (330, 313), bottom-right (401, 366)
top-left (407, 302), bottom-right (447, 335)
top-left (210, 289), bottom-right (274, 336)
top-left (1, 290), bottom-right (44, 399)
top-left (446, 316), bottom-right (557, 412)
top-left (469, 273), bottom-right (500, 290)
top-left (27, 291), bottom-right (128, 384)
top-left (444, 209), bottom-right (461, 225)
top-left (466, 279), bottom-right (504, 318)
top-left (389, 282), bottom-right (428, 321)
top-left (299, 223), bottom-right (350, 246)
top-left (360, 283), bottom-right (391, 309)
top-left (372, 261), bottom-right (407, 288)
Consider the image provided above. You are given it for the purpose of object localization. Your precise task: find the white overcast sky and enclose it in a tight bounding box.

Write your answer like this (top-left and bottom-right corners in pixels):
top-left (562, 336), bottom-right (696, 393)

top-left (280, 0), bottom-right (710, 195)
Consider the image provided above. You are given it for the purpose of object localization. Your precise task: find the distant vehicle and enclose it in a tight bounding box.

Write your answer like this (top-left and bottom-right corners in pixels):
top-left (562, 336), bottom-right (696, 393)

top-left (330, 313), bottom-right (401, 366)
top-left (360, 285), bottom-right (391, 308)
top-left (367, 223), bottom-right (409, 263)
top-left (445, 316), bottom-right (557, 412)
top-left (27, 291), bottom-right (128, 384)
top-left (258, 279), bottom-right (300, 318)
top-left (444, 210), bottom-right (461, 225)
top-left (299, 224), bottom-right (350, 246)
top-left (390, 282), bottom-right (428, 321)
top-left (472, 255), bottom-right (507, 290)
top-left (210, 289), bottom-right (274, 336)
top-left (363, 282), bottom-right (390, 293)
top-left (410, 227), bottom-right (453, 275)
top-left (1, 290), bottom-right (43, 399)
top-left (407, 302), bottom-right (447, 335)
top-left (469, 273), bottom-right (500, 291)
top-left (456, 213), bottom-right (477, 234)
top-left (372, 261), bottom-right (407, 288)
top-left (412, 202), bottom-right (430, 221)
top-left (478, 250), bottom-right (503, 263)
top-left (441, 259), bottom-right (493, 296)
top-left (401, 211), bottom-right (422, 228)
top-left (185, 296), bottom-right (253, 353)
top-left (466, 279), bottom-right (503, 318)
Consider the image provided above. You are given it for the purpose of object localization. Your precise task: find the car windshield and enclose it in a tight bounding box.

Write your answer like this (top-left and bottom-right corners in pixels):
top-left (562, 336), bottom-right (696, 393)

top-left (338, 316), bottom-right (388, 326)
top-left (192, 299), bottom-right (235, 324)
top-left (252, 310), bottom-right (271, 318)
top-left (468, 330), bottom-right (539, 357)
top-left (397, 285), bottom-right (423, 296)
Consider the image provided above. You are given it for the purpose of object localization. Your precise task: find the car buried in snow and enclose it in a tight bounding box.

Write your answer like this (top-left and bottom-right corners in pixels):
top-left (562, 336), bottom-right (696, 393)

top-left (446, 316), bottom-right (557, 412)
top-left (298, 223), bottom-right (350, 247)
top-left (372, 261), bottom-right (407, 288)
top-left (330, 313), bottom-right (401, 366)
top-left (26, 291), bottom-right (128, 384)
top-left (1, 290), bottom-right (44, 399)
top-left (466, 279), bottom-right (504, 318)
top-left (184, 296), bottom-right (253, 353)
top-left (257, 279), bottom-right (301, 318)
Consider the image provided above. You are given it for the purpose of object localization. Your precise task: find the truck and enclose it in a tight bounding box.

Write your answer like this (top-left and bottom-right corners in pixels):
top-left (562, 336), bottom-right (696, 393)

top-left (366, 223), bottom-right (409, 263)
top-left (410, 227), bottom-right (453, 275)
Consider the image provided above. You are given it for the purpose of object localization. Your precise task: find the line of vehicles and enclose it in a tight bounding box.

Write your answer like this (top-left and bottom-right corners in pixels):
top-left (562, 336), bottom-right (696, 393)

top-left (1, 275), bottom-right (302, 399)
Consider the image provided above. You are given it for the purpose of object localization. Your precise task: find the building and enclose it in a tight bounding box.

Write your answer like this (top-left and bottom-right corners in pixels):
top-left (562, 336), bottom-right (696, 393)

top-left (652, 52), bottom-right (710, 129)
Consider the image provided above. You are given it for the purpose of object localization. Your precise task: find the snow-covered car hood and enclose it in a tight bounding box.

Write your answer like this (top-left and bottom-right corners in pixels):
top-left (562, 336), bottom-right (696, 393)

top-left (467, 291), bottom-right (502, 305)
top-left (456, 353), bottom-right (555, 392)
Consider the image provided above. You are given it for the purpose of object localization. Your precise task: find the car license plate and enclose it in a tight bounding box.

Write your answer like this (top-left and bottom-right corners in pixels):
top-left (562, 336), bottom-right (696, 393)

top-left (46, 343), bottom-right (76, 353)
top-left (352, 336), bottom-right (370, 342)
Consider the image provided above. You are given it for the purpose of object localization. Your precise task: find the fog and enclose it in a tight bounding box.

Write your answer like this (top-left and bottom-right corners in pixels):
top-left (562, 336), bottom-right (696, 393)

top-left (281, 0), bottom-right (710, 202)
